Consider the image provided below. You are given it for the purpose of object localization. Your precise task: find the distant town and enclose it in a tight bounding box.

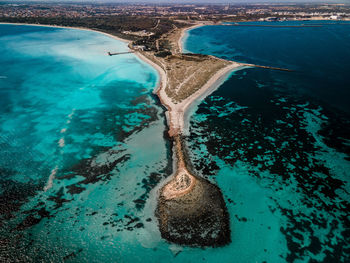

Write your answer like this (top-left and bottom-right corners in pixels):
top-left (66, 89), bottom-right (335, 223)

top-left (1, 2), bottom-right (350, 21)
top-left (1, 2), bottom-right (350, 55)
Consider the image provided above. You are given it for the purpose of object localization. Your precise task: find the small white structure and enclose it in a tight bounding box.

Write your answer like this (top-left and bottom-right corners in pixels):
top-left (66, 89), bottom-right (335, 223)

top-left (330, 15), bottom-right (338, 20)
top-left (133, 45), bottom-right (146, 51)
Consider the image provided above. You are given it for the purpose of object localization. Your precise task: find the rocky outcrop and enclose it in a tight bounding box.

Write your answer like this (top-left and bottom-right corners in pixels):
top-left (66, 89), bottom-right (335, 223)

top-left (157, 173), bottom-right (230, 247)
top-left (156, 136), bottom-right (230, 247)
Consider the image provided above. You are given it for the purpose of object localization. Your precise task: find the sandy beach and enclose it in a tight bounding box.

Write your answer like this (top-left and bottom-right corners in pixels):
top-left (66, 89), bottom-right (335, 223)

top-left (138, 25), bottom-right (243, 137)
top-left (178, 61), bottom-right (243, 132)
top-left (0, 22), bottom-right (130, 44)
top-left (1, 22), bottom-right (240, 204)
top-left (177, 23), bottom-right (208, 54)
top-left (0, 22), bottom-right (242, 135)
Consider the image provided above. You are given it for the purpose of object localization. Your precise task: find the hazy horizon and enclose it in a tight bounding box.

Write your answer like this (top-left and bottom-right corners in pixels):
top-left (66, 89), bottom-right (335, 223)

top-left (1, 0), bottom-right (349, 4)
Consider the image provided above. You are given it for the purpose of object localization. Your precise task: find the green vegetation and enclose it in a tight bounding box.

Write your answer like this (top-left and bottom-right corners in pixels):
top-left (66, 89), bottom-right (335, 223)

top-left (0, 16), bottom-right (185, 52)
top-left (155, 51), bottom-right (172, 58)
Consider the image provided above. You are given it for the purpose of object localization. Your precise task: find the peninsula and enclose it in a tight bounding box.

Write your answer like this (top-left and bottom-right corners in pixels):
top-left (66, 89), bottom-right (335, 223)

top-left (132, 23), bottom-right (241, 246)
top-left (0, 19), bottom-right (291, 247)
top-left (1, 2), bottom-right (350, 262)
top-left (140, 25), bottom-right (289, 245)
top-left (0, 9), bottom-right (293, 247)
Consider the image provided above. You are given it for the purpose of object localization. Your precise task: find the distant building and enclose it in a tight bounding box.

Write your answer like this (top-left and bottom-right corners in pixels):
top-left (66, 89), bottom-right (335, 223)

top-left (265, 17), bottom-right (279, 21)
top-left (133, 45), bottom-right (146, 51)
top-left (330, 15), bottom-right (338, 20)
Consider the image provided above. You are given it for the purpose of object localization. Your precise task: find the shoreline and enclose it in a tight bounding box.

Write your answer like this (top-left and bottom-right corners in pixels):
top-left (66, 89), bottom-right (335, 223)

top-left (178, 23), bottom-right (208, 54)
top-left (0, 23), bottom-right (170, 110)
top-left (182, 63), bottom-right (248, 134)
top-left (176, 61), bottom-right (243, 134)
top-left (0, 22), bottom-right (131, 44)
top-left (1, 22), bottom-right (236, 238)
top-left (0, 22), bottom-right (172, 137)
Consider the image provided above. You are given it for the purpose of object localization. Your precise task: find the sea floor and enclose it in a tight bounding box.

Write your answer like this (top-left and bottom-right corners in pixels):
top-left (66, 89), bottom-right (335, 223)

top-left (186, 69), bottom-right (350, 262)
top-left (183, 21), bottom-right (350, 262)
top-left (1, 22), bottom-right (350, 262)
top-left (0, 24), bottom-right (174, 262)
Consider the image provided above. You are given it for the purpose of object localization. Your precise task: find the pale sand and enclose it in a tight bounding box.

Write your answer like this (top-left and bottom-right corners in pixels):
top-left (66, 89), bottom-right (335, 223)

top-left (177, 22), bottom-right (211, 54)
top-left (175, 61), bottom-right (242, 133)
top-left (171, 23), bottom-right (244, 135)
top-left (162, 168), bottom-right (197, 200)
top-left (152, 60), bottom-right (243, 137)
top-left (0, 22), bottom-right (130, 43)
top-left (135, 53), bottom-right (243, 137)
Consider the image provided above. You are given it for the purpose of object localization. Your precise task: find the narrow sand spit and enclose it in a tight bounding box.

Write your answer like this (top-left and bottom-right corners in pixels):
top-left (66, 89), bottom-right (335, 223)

top-left (137, 23), bottom-right (236, 246)
top-left (134, 25), bottom-right (239, 246)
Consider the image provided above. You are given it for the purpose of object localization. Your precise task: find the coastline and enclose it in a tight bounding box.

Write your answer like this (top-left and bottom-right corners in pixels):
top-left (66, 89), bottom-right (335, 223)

top-left (0, 22), bottom-right (173, 134)
top-left (178, 22), bottom-right (210, 54)
top-left (0, 22), bottom-right (279, 133)
top-left (1, 21), bottom-right (236, 246)
top-left (175, 61), bottom-right (243, 134)
top-left (182, 63), bottom-right (248, 134)
top-left (0, 22), bottom-right (130, 44)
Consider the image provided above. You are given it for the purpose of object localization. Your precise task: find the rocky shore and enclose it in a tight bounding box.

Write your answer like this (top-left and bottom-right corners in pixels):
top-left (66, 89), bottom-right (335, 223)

top-left (156, 134), bottom-right (231, 246)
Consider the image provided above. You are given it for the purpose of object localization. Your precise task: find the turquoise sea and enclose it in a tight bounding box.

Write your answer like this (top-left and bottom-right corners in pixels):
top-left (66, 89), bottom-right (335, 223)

top-left (184, 21), bottom-right (350, 262)
top-left (1, 21), bottom-right (350, 262)
top-left (0, 24), bottom-right (174, 262)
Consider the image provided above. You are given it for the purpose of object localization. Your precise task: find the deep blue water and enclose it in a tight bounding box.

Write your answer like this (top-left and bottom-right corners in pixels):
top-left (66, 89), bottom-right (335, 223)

top-left (184, 21), bottom-right (350, 262)
top-left (1, 22), bottom-right (350, 263)
top-left (184, 20), bottom-right (350, 114)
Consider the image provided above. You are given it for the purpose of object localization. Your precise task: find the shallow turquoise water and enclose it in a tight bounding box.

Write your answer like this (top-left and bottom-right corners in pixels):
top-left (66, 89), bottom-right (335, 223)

top-left (184, 21), bottom-right (350, 262)
top-left (0, 23), bottom-right (290, 263)
top-left (0, 24), bottom-right (174, 262)
top-left (1, 22), bottom-right (350, 262)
